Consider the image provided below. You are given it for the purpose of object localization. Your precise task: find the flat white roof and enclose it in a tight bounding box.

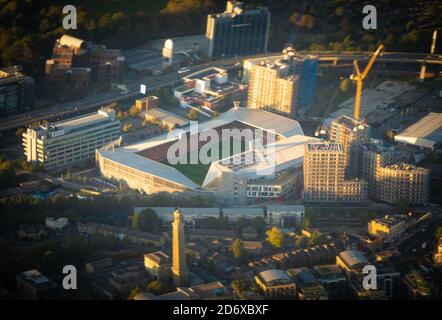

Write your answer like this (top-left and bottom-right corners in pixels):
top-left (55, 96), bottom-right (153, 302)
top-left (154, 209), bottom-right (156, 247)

top-left (395, 112), bottom-right (442, 149)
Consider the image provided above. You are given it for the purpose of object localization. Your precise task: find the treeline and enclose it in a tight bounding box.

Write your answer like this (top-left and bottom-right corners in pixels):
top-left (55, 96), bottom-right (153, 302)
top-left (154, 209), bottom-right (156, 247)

top-left (0, 0), bottom-right (223, 77)
top-left (0, 192), bottom-right (214, 229)
top-left (1, 0), bottom-right (440, 79)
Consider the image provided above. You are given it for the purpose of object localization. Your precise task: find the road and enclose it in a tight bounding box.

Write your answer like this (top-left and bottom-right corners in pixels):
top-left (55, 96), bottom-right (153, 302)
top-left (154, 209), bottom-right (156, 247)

top-left (1, 51), bottom-right (441, 132)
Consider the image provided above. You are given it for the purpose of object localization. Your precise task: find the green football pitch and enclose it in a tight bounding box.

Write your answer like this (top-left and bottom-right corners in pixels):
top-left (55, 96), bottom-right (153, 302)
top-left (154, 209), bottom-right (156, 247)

top-left (164, 139), bottom-right (246, 186)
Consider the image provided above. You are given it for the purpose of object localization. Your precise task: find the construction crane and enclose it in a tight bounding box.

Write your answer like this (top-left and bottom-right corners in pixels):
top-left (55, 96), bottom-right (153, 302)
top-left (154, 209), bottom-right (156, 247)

top-left (285, 4), bottom-right (307, 49)
top-left (350, 44), bottom-right (384, 121)
top-left (419, 30), bottom-right (438, 81)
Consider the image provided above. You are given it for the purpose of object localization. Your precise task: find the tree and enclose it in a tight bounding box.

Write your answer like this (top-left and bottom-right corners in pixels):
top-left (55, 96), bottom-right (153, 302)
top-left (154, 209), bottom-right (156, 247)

top-left (187, 109), bottom-right (199, 121)
top-left (136, 208), bottom-right (162, 233)
top-left (230, 238), bottom-right (243, 259)
top-left (302, 217), bottom-right (311, 230)
top-left (266, 227), bottom-right (284, 248)
top-left (250, 217), bottom-right (266, 236)
top-left (436, 227), bottom-right (442, 240)
top-left (127, 287), bottom-right (141, 300)
top-left (296, 235), bottom-right (308, 249)
top-left (308, 232), bottom-right (328, 247)
top-left (122, 123), bottom-right (133, 133)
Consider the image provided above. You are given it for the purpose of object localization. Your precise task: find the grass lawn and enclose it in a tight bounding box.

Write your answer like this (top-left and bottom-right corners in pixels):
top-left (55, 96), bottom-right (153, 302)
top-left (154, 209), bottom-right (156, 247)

top-left (168, 162), bottom-right (210, 186)
top-left (54, 0), bottom-right (167, 18)
top-left (164, 139), bottom-right (246, 186)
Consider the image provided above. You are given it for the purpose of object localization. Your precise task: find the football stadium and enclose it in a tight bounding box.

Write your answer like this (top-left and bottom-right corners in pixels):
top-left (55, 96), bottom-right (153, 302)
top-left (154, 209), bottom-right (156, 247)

top-left (96, 107), bottom-right (318, 205)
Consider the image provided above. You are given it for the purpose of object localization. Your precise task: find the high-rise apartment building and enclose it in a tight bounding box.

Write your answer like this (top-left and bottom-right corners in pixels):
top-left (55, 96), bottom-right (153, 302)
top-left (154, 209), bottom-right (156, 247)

top-left (373, 164), bottom-right (430, 205)
top-left (246, 48), bottom-right (318, 117)
top-left (206, 1), bottom-right (270, 58)
top-left (360, 143), bottom-right (430, 205)
top-left (329, 116), bottom-right (369, 177)
top-left (0, 66), bottom-right (34, 119)
top-left (361, 142), bottom-right (394, 197)
top-left (303, 143), bottom-right (368, 203)
top-left (172, 208), bottom-right (189, 287)
top-left (23, 107), bottom-right (120, 170)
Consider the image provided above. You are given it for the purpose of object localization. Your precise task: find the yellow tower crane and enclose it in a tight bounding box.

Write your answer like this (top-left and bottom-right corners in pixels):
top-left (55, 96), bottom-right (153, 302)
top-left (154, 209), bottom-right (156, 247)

top-left (350, 44), bottom-right (384, 121)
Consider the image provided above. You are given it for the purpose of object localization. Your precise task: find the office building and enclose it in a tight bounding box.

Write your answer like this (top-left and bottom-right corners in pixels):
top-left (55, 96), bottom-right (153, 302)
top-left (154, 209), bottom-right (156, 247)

top-left (16, 270), bottom-right (57, 300)
top-left (23, 107), bottom-right (120, 170)
top-left (144, 251), bottom-right (172, 283)
top-left (246, 48), bottom-right (318, 116)
top-left (45, 35), bottom-right (125, 87)
top-left (172, 208), bottom-right (190, 286)
top-left (206, 1), bottom-right (270, 58)
top-left (0, 66), bottom-right (34, 119)
top-left (303, 143), bottom-right (368, 203)
top-left (255, 269), bottom-right (296, 300)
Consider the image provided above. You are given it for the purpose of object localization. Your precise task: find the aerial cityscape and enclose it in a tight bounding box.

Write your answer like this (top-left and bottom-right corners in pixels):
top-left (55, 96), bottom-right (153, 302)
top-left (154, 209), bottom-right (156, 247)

top-left (0, 0), bottom-right (442, 305)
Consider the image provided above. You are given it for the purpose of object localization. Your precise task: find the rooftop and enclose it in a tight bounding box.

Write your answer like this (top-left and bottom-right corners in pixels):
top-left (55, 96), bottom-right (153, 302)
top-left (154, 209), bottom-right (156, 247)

top-left (383, 163), bottom-right (429, 173)
top-left (144, 251), bottom-right (170, 265)
top-left (144, 108), bottom-right (188, 127)
top-left (258, 269), bottom-right (293, 285)
top-left (204, 134), bottom-right (318, 185)
top-left (338, 250), bottom-right (369, 269)
top-left (18, 270), bottom-right (55, 288)
top-left (307, 143), bottom-right (343, 153)
top-left (0, 66), bottom-right (32, 85)
top-left (33, 108), bottom-right (117, 138)
top-left (395, 113), bottom-right (442, 149)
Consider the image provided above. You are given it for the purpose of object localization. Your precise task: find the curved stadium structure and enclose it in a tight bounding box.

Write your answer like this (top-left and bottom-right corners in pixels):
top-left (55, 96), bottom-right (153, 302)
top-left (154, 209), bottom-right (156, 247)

top-left (96, 107), bottom-right (318, 205)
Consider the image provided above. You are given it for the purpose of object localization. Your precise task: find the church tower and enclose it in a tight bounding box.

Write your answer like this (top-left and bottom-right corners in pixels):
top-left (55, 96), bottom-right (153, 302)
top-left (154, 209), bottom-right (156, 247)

top-left (172, 208), bottom-right (189, 286)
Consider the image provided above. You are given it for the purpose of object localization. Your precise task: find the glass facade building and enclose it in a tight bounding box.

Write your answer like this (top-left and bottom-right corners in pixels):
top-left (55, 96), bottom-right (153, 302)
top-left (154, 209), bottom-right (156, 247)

top-left (206, 1), bottom-right (270, 58)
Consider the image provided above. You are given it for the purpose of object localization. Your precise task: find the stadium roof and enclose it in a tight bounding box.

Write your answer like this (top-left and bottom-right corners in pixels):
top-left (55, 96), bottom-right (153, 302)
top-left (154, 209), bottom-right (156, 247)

top-left (97, 150), bottom-right (201, 191)
top-left (394, 113), bottom-right (442, 150)
top-left (118, 107), bottom-right (304, 154)
top-left (203, 134), bottom-right (319, 187)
